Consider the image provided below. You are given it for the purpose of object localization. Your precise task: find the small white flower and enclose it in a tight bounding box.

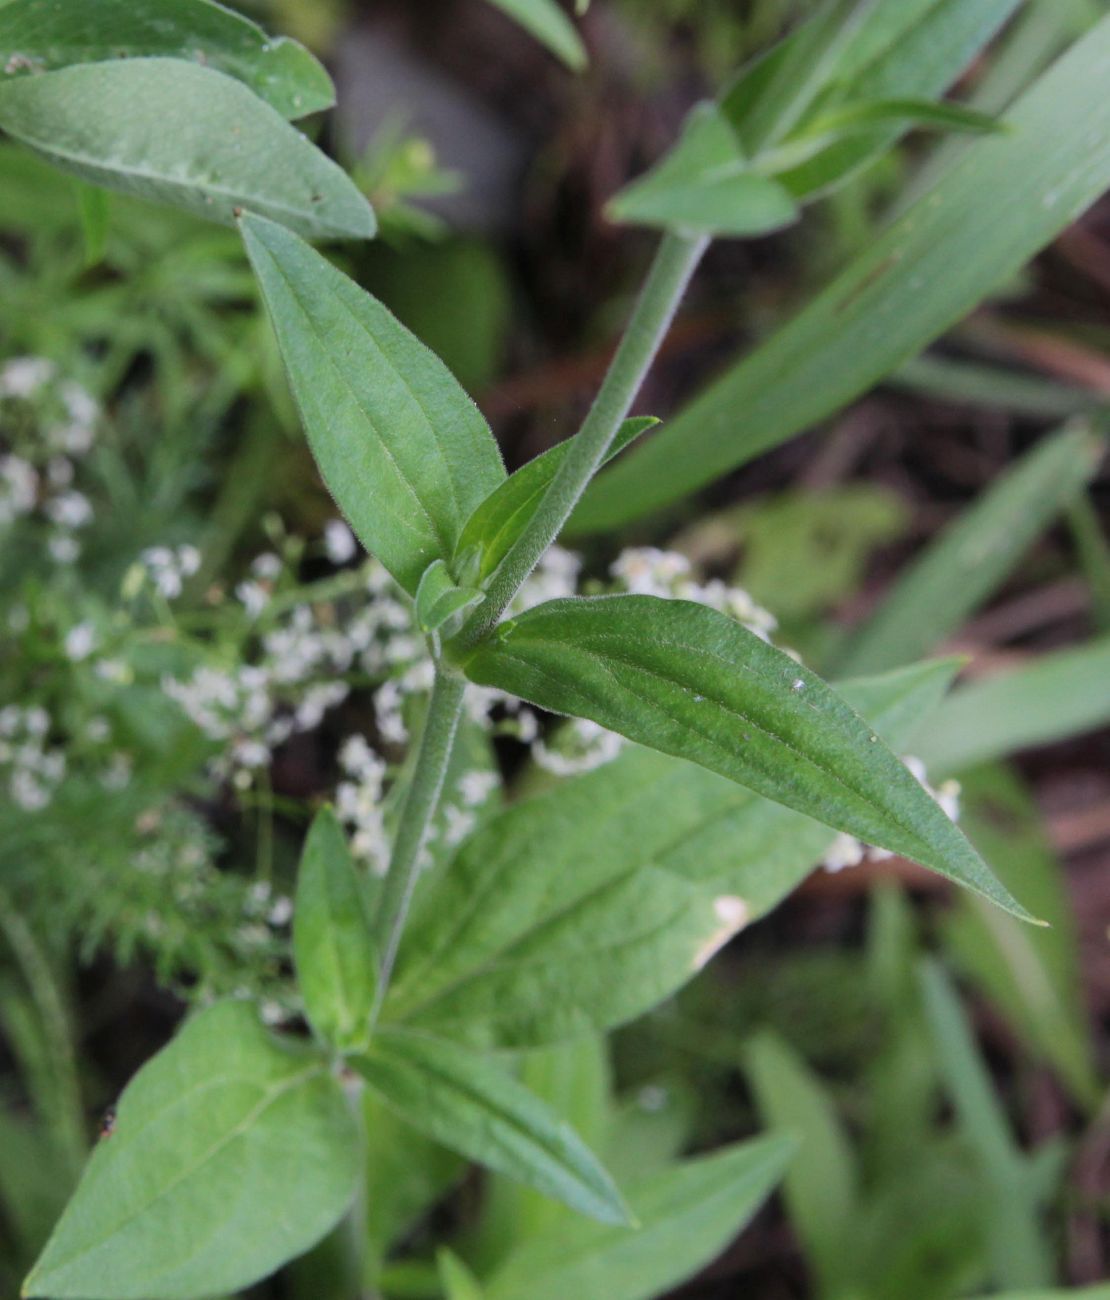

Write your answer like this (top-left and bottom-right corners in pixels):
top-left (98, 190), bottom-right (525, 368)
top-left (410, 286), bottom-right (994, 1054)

top-left (325, 519), bottom-right (357, 565)
top-left (45, 490), bottom-right (93, 530)
top-left (64, 622), bottom-right (98, 661)
top-left (1, 356), bottom-right (54, 398)
top-left (47, 532), bottom-right (80, 564)
top-left (236, 580), bottom-right (269, 620)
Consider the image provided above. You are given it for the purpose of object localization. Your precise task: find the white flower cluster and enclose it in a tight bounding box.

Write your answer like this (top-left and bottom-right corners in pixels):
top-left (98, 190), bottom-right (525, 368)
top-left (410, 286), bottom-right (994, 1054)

top-left (821, 756), bottom-right (962, 873)
top-left (610, 546), bottom-right (779, 641)
top-left (138, 545), bottom-right (202, 600)
top-left (0, 357), bottom-right (100, 562)
top-left (0, 704), bottom-right (65, 811)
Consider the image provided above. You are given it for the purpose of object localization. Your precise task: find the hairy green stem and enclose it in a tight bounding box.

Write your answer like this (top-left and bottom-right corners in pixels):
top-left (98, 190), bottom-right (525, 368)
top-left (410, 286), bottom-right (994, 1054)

top-left (373, 231), bottom-right (705, 1009)
top-left (453, 229), bottom-right (709, 652)
top-left (373, 668), bottom-right (466, 1008)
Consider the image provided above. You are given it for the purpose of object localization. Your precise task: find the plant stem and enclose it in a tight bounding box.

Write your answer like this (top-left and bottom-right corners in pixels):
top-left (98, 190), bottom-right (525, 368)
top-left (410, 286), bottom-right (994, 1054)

top-left (373, 231), bottom-right (705, 1009)
top-left (373, 667), bottom-right (466, 1009)
top-left (453, 229), bottom-right (708, 653)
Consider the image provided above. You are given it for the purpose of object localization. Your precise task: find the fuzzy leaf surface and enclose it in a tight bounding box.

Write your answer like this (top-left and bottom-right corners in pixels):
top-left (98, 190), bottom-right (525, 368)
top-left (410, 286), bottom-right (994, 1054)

top-left (24, 1002), bottom-right (360, 1299)
top-left (0, 0), bottom-right (333, 118)
top-left (463, 596), bottom-right (1028, 917)
top-left (293, 808), bottom-right (377, 1052)
top-left (242, 213), bottom-right (505, 594)
top-left (0, 60), bottom-right (372, 239)
top-left (351, 1030), bottom-right (629, 1226)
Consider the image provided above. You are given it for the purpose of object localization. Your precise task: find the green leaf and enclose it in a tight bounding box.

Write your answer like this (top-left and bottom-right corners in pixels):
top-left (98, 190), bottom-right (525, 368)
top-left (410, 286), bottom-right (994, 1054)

top-left (462, 595), bottom-right (1030, 919)
top-left (572, 13), bottom-right (1110, 533)
top-left (0, 60), bottom-right (373, 239)
top-left (352, 1029), bottom-right (629, 1226)
top-left (384, 660), bottom-right (967, 1048)
top-left (23, 1002), bottom-right (360, 1300)
top-left (746, 1033), bottom-right (859, 1297)
top-left (836, 423), bottom-right (1105, 675)
top-left (415, 559), bottom-right (483, 636)
top-left (293, 808), bottom-right (377, 1052)
top-left (974, 1291), bottom-right (1110, 1300)
top-left (485, 1133), bottom-right (795, 1300)
top-left (608, 103), bottom-right (799, 238)
top-left (918, 960), bottom-right (1055, 1288)
top-left (943, 767), bottom-right (1099, 1108)
top-left (456, 417), bottom-right (658, 586)
top-left (241, 213), bottom-right (505, 594)
top-left (0, 0), bottom-right (333, 119)
top-left (484, 0), bottom-right (586, 71)
top-left (917, 634), bottom-right (1110, 775)
top-left (438, 1250), bottom-right (486, 1299)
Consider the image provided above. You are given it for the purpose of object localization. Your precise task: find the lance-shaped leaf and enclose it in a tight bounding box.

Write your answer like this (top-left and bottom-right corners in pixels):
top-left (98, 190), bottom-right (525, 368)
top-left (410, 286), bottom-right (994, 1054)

top-left (0, 60), bottom-right (373, 239)
top-left (837, 422), bottom-right (1105, 676)
top-left (462, 595), bottom-right (1030, 919)
top-left (23, 1002), bottom-right (361, 1300)
top-left (572, 5), bottom-right (1106, 534)
top-left (455, 417), bottom-right (658, 585)
top-left (485, 1133), bottom-right (795, 1300)
top-left (484, 0), bottom-right (586, 70)
top-left (0, 0), bottom-right (333, 119)
top-left (294, 808), bottom-right (377, 1052)
top-left (351, 1030), bottom-right (630, 1226)
top-left (386, 659), bottom-right (961, 1048)
top-left (242, 213), bottom-right (505, 594)
top-left (608, 103), bottom-right (798, 238)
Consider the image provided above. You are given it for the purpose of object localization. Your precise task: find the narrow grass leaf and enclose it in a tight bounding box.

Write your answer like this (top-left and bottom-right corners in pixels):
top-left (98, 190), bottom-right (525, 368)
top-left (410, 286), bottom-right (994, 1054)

top-left (351, 1029), bottom-right (629, 1226)
top-left (484, 0), bottom-right (586, 70)
top-left (572, 16), bottom-right (1110, 532)
top-left (0, 60), bottom-right (372, 239)
top-left (23, 1002), bottom-right (360, 1300)
top-left (438, 1250), bottom-right (487, 1300)
top-left (293, 808), bottom-right (377, 1052)
top-left (0, 0), bottom-right (333, 119)
top-left (917, 634), bottom-right (1110, 775)
top-left (837, 423), bottom-right (1105, 675)
top-left (485, 1133), bottom-right (795, 1300)
top-left (462, 595), bottom-right (1031, 918)
top-left (746, 1033), bottom-right (858, 1297)
top-left (242, 213), bottom-right (505, 594)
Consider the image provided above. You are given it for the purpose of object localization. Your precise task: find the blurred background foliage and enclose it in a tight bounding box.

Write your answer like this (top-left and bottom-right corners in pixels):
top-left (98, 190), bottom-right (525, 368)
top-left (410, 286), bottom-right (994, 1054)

top-left (1, 1), bottom-right (1108, 1296)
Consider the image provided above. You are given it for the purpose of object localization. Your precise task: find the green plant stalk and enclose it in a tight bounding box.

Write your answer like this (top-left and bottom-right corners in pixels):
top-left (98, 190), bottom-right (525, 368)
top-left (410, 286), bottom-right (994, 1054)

top-left (453, 229), bottom-right (709, 653)
top-left (373, 668), bottom-right (467, 1006)
top-left (374, 231), bottom-right (707, 1006)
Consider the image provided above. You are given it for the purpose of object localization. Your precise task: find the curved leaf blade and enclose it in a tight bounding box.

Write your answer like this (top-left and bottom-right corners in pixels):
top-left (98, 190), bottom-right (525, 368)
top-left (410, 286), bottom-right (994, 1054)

top-left (456, 417), bottom-right (658, 584)
top-left (462, 595), bottom-right (1031, 919)
top-left (486, 1133), bottom-right (795, 1300)
top-left (0, 59), bottom-right (373, 239)
top-left (24, 1002), bottom-right (361, 1300)
top-left (242, 213), bottom-right (505, 594)
top-left (0, 0), bottom-right (334, 119)
top-left (484, 0), bottom-right (586, 70)
top-left (351, 1030), bottom-right (630, 1226)
top-left (294, 808), bottom-right (377, 1052)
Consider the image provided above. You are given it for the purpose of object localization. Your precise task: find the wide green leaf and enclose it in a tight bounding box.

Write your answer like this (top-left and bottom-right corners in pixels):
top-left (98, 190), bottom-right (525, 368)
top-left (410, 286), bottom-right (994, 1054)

top-left (23, 1002), bottom-right (360, 1300)
top-left (351, 1029), bottom-right (629, 1226)
top-left (462, 595), bottom-right (1029, 918)
top-left (485, 1133), bottom-right (795, 1300)
top-left (242, 213), bottom-right (505, 594)
top-left (385, 660), bottom-right (966, 1047)
top-left (0, 0), bottom-right (333, 119)
top-left (456, 417), bottom-right (658, 585)
top-left (607, 102), bottom-right (799, 238)
top-left (572, 15), bottom-right (1110, 532)
top-left (293, 808), bottom-right (377, 1052)
top-left (484, 0), bottom-right (586, 70)
top-left (917, 634), bottom-right (1110, 775)
top-left (0, 60), bottom-right (373, 239)
top-left (837, 422), bottom-right (1105, 675)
